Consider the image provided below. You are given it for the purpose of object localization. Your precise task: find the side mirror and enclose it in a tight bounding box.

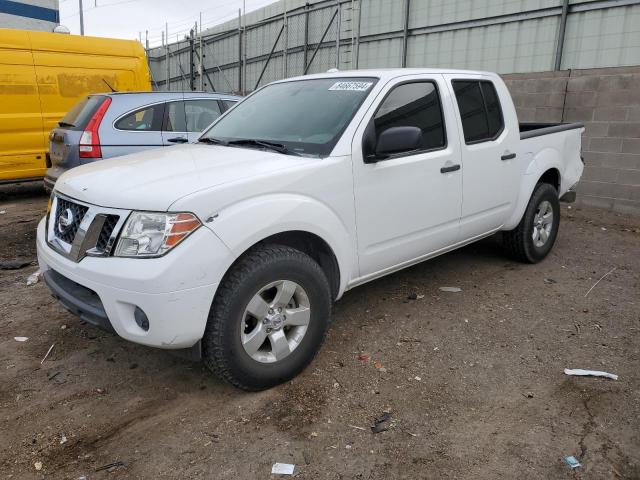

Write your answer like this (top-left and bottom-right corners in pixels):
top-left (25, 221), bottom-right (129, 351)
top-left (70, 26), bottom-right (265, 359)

top-left (375, 126), bottom-right (423, 157)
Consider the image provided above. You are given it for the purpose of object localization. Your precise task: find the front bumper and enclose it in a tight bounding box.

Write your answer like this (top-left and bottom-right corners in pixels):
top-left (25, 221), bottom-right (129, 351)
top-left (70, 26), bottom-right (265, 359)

top-left (37, 218), bottom-right (234, 349)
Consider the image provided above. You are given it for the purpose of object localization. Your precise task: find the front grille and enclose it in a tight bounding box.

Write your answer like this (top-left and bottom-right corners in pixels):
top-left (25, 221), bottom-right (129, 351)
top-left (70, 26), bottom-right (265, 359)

top-left (54, 198), bottom-right (89, 244)
top-left (96, 215), bottom-right (120, 252)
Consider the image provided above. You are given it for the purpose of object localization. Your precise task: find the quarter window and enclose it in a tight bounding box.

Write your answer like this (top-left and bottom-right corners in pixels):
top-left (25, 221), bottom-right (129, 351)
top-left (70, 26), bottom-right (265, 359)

top-left (115, 104), bottom-right (163, 131)
top-left (452, 80), bottom-right (504, 143)
top-left (374, 81), bottom-right (446, 152)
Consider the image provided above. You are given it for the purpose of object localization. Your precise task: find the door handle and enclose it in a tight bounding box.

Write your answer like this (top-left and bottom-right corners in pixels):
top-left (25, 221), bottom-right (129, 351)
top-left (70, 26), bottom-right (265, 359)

top-left (440, 164), bottom-right (461, 174)
top-left (167, 137), bottom-right (188, 143)
top-left (501, 152), bottom-right (516, 161)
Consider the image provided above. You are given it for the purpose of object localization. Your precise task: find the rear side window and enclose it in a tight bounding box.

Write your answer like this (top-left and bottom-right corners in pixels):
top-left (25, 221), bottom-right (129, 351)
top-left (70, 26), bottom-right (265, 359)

top-left (373, 81), bottom-right (446, 152)
top-left (452, 80), bottom-right (504, 144)
top-left (59, 95), bottom-right (108, 130)
top-left (184, 99), bottom-right (222, 132)
top-left (115, 104), bottom-right (164, 131)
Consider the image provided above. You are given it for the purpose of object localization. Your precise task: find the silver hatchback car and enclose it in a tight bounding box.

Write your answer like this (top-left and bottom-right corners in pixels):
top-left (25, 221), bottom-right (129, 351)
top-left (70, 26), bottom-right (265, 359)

top-left (44, 91), bottom-right (240, 191)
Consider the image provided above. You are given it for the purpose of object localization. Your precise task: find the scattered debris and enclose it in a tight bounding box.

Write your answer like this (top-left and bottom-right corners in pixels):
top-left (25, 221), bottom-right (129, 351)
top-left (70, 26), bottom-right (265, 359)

top-left (439, 286), bottom-right (462, 293)
top-left (407, 292), bottom-right (425, 300)
top-left (48, 371), bottom-right (61, 381)
top-left (27, 270), bottom-right (42, 286)
top-left (348, 425), bottom-right (366, 431)
top-left (95, 461), bottom-right (124, 472)
top-left (41, 343), bottom-right (56, 364)
top-left (271, 463), bottom-right (295, 475)
top-left (564, 368), bottom-right (618, 380)
top-left (584, 267), bottom-right (616, 297)
top-left (525, 392), bottom-right (534, 398)
top-left (14, 337), bottom-right (28, 342)
top-left (0, 259), bottom-right (33, 270)
top-left (563, 455), bottom-right (581, 469)
top-left (357, 353), bottom-right (370, 362)
top-left (60, 433), bottom-right (67, 445)
top-left (374, 361), bottom-right (387, 373)
top-left (414, 376), bottom-right (422, 381)
top-left (543, 278), bottom-right (557, 284)
top-left (371, 412), bottom-right (392, 434)
top-left (34, 461), bottom-right (43, 471)
top-left (95, 387), bottom-right (107, 394)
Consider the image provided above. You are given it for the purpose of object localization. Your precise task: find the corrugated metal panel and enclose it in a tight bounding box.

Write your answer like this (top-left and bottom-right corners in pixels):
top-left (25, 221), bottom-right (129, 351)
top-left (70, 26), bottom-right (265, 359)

top-left (359, 0), bottom-right (404, 36)
top-left (561, 4), bottom-right (640, 68)
top-left (406, 16), bottom-right (558, 73)
top-left (358, 37), bottom-right (403, 68)
top-left (408, 0), bottom-right (561, 29)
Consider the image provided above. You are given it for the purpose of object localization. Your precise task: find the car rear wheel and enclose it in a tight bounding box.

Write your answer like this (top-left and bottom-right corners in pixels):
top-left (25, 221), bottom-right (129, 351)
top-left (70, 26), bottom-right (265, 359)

top-left (503, 182), bottom-right (560, 263)
top-left (202, 244), bottom-right (331, 391)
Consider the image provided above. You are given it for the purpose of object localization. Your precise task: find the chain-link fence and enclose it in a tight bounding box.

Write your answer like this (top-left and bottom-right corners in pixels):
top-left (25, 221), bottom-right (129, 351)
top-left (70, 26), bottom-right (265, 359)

top-left (148, 0), bottom-right (640, 94)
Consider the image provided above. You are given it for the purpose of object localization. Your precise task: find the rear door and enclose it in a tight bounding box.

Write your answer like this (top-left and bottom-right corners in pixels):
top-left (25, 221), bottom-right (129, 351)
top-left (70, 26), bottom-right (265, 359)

top-left (352, 75), bottom-right (463, 277)
top-left (104, 101), bottom-right (165, 158)
top-left (444, 74), bottom-right (519, 240)
top-left (183, 98), bottom-right (224, 142)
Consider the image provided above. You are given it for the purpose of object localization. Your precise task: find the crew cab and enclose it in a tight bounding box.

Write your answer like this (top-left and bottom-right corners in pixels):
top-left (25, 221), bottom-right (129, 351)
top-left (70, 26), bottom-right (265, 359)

top-left (36, 69), bottom-right (584, 391)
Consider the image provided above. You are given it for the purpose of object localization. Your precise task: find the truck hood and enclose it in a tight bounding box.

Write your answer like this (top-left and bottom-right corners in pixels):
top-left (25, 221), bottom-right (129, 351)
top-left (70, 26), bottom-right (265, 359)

top-left (55, 144), bottom-right (314, 211)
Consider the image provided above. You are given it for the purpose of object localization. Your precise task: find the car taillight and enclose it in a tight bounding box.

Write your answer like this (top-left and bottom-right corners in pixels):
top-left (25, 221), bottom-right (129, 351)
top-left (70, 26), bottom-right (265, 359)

top-left (79, 97), bottom-right (112, 158)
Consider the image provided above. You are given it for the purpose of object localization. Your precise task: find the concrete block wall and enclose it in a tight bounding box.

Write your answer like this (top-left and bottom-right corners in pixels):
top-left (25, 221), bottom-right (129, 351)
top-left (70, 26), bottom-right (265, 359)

top-left (502, 66), bottom-right (640, 215)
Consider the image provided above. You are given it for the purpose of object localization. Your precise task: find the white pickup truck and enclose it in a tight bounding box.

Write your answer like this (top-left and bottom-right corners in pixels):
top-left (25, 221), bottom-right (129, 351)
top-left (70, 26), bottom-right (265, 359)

top-left (37, 69), bottom-right (584, 390)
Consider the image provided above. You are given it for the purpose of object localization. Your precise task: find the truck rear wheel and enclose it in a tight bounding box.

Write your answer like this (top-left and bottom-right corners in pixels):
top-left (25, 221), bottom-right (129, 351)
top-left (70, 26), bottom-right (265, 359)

top-left (202, 244), bottom-right (331, 391)
top-left (503, 182), bottom-right (560, 263)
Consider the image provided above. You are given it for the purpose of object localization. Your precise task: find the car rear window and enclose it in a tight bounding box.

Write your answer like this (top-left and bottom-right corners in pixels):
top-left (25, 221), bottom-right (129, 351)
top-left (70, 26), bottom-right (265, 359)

top-left (59, 95), bottom-right (108, 130)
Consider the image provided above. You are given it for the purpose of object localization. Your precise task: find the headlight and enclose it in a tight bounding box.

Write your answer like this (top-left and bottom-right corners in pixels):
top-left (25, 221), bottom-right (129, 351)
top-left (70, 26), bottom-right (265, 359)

top-left (114, 211), bottom-right (201, 258)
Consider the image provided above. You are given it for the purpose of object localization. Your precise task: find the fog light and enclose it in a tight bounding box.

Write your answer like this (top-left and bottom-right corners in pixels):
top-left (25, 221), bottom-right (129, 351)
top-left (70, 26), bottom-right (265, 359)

top-left (134, 307), bottom-right (149, 331)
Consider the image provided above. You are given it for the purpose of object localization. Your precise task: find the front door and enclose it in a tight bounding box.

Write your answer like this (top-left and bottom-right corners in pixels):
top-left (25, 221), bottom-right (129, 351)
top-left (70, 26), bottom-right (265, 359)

top-left (352, 76), bottom-right (463, 278)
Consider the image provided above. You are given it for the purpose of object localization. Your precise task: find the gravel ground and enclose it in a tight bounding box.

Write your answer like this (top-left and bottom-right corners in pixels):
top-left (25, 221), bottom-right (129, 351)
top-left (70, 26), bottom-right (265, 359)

top-left (1, 183), bottom-right (639, 479)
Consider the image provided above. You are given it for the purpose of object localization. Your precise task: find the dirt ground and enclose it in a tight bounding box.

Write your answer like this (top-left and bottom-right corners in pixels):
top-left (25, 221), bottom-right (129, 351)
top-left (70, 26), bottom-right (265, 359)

top-left (1, 182), bottom-right (638, 480)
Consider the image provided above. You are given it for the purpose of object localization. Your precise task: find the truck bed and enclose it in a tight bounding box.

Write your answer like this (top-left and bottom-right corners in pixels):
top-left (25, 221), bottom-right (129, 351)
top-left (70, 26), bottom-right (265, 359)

top-left (519, 122), bottom-right (584, 139)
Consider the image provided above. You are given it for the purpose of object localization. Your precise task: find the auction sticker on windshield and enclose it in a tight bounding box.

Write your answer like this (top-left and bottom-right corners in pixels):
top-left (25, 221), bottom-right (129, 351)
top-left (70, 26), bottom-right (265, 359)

top-left (329, 81), bottom-right (373, 91)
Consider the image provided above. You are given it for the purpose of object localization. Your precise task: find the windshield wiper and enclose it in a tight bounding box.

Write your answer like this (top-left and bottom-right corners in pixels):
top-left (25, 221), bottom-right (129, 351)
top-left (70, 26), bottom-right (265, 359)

top-left (57, 121), bottom-right (75, 128)
top-left (198, 137), bottom-right (227, 145)
top-left (226, 138), bottom-right (292, 155)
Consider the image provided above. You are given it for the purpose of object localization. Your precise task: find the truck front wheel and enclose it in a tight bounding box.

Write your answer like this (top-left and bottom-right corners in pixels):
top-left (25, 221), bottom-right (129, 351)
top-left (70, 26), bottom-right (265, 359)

top-left (503, 182), bottom-right (560, 263)
top-left (202, 244), bottom-right (332, 391)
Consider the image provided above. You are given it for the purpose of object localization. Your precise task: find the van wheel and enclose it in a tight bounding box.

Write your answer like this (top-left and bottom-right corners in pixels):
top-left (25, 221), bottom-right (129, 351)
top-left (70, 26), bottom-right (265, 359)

top-left (503, 183), bottom-right (560, 263)
top-left (202, 244), bottom-right (331, 391)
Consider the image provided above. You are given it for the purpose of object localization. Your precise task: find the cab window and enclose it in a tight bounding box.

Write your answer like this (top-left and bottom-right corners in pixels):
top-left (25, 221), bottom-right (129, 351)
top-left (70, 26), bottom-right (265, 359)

top-left (452, 80), bottom-right (504, 144)
top-left (163, 101), bottom-right (187, 132)
top-left (373, 81), bottom-right (446, 152)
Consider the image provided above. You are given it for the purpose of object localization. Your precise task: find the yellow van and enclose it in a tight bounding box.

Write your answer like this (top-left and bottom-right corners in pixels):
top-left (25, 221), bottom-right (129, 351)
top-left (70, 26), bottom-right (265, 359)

top-left (0, 28), bottom-right (151, 184)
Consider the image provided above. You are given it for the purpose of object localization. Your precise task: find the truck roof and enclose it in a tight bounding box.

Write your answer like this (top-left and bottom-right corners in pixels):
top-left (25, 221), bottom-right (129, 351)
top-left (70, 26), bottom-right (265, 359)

top-left (283, 68), bottom-right (498, 83)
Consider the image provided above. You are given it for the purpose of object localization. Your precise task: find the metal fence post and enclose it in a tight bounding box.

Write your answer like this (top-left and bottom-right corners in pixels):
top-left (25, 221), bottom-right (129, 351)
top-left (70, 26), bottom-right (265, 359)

top-left (401, 0), bottom-right (410, 67)
top-left (189, 27), bottom-right (195, 91)
top-left (238, 9), bottom-right (243, 95)
top-left (283, 9), bottom-right (288, 78)
top-left (336, 0), bottom-right (341, 68)
top-left (303, 2), bottom-right (310, 72)
top-left (355, 0), bottom-right (362, 68)
top-left (165, 23), bottom-right (170, 91)
top-left (554, 0), bottom-right (570, 70)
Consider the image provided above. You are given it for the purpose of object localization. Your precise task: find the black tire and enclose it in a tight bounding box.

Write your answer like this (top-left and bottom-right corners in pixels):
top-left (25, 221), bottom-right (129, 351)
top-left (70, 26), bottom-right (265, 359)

top-left (202, 244), bottom-right (332, 391)
top-left (503, 182), bottom-right (560, 263)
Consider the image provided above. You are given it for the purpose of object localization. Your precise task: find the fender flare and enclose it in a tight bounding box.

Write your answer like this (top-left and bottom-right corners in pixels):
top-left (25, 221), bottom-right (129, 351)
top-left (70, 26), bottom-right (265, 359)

top-left (503, 148), bottom-right (563, 231)
top-left (205, 193), bottom-right (355, 297)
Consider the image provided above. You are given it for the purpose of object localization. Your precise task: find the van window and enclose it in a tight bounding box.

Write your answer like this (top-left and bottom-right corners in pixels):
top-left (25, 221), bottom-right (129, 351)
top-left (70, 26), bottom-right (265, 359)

top-left (115, 104), bottom-right (164, 131)
top-left (452, 80), bottom-right (504, 144)
top-left (374, 81), bottom-right (445, 152)
top-left (184, 100), bottom-right (222, 132)
top-left (59, 95), bottom-right (108, 130)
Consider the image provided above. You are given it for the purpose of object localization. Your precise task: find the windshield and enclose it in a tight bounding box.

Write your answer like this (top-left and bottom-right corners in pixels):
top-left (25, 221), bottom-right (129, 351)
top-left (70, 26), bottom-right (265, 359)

top-left (200, 77), bottom-right (378, 157)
